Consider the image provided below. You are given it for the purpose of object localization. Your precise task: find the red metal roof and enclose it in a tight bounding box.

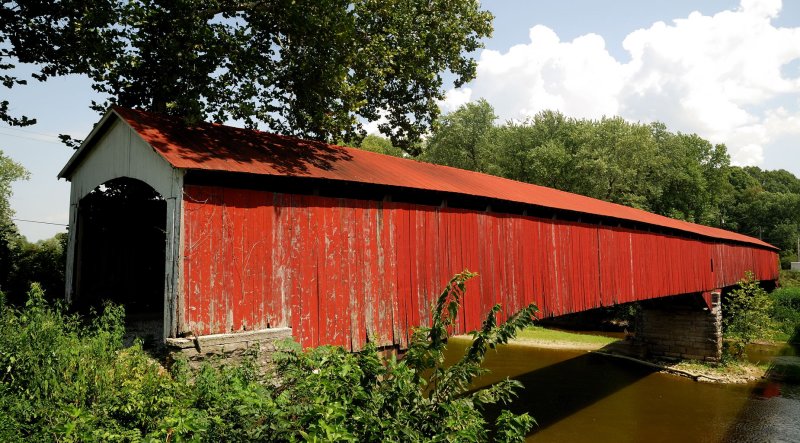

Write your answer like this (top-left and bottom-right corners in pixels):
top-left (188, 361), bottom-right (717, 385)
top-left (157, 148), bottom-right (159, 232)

top-left (82, 106), bottom-right (776, 250)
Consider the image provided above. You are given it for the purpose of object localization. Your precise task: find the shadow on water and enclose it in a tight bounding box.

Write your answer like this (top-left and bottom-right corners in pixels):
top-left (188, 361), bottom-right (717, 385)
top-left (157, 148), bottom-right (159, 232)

top-left (444, 339), bottom-right (659, 438)
top-left (484, 351), bottom-right (658, 435)
top-left (445, 337), bottom-right (800, 442)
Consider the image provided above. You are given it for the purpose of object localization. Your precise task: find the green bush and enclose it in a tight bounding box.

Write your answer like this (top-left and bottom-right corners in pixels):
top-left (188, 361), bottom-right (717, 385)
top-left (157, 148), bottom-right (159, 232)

top-left (723, 272), bottom-right (774, 358)
top-left (0, 272), bottom-right (537, 442)
top-left (0, 232), bottom-right (67, 306)
top-left (771, 286), bottom-right (800, 341)
top-left (780, 270), bottom-right (800, 289)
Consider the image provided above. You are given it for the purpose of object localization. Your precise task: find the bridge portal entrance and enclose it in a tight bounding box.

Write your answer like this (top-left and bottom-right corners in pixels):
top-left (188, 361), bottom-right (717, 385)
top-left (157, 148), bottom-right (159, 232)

top-left (72, 177), bottom-right (167, 348)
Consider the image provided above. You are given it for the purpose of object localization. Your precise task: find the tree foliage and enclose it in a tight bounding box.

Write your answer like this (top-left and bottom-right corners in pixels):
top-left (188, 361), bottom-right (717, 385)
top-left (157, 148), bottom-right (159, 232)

top-left (0, 0), bottom-right (118, 126)
top-left (0, 150), bottom-right (28, 222)
top-left (0, 151), bottom-right (65, 305)
top-left (2, 0), bottom-right (492, 151)
top-left (1, 233), bottom-right (67, 305)
top-left (0, 151), bottom-right (28, 295)
top-left (423, 98), bottom-right (497, 172)
top-left (722, 166), bottom-right (800, 266)
top-left (347, 134), bottom-right (405, 157)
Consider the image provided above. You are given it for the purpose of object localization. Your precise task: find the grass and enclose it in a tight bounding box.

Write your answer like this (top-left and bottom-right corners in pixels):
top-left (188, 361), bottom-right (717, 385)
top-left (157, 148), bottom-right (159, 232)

top-left (514, 326), bottom-right (619, 346)
top-left (769, 331), bottom-right (793, 342)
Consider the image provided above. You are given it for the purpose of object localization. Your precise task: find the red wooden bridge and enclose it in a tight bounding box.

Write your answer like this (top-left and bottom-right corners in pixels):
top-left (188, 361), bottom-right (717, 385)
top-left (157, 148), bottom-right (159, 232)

top-left (60, 108), bottom-right (780, 352)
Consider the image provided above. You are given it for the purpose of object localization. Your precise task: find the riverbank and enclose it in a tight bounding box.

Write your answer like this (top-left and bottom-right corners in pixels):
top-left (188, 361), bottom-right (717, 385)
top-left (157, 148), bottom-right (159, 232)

top-left (506, 326), bottom-right (776, 384)
top-left (510, 326), bottom-right (619, 350)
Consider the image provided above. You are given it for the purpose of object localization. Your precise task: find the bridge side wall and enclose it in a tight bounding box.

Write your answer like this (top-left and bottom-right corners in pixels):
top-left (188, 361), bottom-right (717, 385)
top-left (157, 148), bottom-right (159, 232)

top-left (179, 185), bottom-right (778, 350)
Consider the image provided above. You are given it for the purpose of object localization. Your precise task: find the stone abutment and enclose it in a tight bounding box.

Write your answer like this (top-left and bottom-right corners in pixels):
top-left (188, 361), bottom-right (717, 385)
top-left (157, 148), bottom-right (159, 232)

top-left (635, 292), bottom-right (722, 362)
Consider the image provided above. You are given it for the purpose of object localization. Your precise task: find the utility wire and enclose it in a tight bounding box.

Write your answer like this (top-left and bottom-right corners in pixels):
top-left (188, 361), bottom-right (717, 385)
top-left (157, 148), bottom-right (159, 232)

top-left (0, 124), bottom-right (62, 138)
top-left (11, 218), bottom-right (68, 227)
top-left (0, 130), bottom-right (63, 144)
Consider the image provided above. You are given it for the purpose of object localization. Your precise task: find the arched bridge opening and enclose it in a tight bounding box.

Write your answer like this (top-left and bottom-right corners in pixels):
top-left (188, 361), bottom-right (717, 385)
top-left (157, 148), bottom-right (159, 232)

top-left (72, 177), bottom-right (166, 348)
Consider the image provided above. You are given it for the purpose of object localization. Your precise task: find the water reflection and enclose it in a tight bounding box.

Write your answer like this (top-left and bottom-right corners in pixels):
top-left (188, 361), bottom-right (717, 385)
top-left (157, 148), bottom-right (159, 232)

top-left (722, 382), bottom-right (800, 443)
top-left (445, 338), bottom-right (800, 442)
top-left (745, 341), bottom-right (797, 364)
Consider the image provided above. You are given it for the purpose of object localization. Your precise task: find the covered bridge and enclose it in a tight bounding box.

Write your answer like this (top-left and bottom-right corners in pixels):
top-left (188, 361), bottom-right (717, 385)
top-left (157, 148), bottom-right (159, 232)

top-left (59, 107), bottom-right (779, 357)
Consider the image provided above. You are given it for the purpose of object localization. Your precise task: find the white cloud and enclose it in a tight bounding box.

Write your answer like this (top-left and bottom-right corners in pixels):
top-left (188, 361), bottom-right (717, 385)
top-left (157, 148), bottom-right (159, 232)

top-left (449, 0), bottom-right (800, 170)
top-left (734, 143), bottom-right (765, 166)
top-left (474, 26), bottom-right (624, 120)
top-left (363, 111), bottom-right (389, 135)
top-left (740, 0), bottom-right (781, 18)
top-left (437, 88), bottom-right (473, 113)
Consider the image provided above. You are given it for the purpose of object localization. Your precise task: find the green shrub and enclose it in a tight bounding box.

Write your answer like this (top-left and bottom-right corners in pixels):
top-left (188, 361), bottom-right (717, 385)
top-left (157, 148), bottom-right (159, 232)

top-left (0, 272), bottom-right (537, 442)
top-left (771, 286), bottom-right (800, 341)
top-left (0, 282), bottom-right (170, 441)
top-left (780, 270), bottom-right (800, 289)
top-left (0, 232), bottom-right (67, 306)
top-left (723, 272), bottom-right (775, 358)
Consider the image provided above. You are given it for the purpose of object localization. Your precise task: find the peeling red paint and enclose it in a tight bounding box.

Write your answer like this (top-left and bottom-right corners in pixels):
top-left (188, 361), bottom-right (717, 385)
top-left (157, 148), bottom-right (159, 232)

top-left (181, 185), bottom-right (779, 350)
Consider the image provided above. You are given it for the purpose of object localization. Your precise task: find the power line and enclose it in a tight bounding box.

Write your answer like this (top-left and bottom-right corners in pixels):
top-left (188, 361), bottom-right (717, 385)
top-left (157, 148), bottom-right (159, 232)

top-left (0, 124), bottom-right (62, 138)
top-left (0, 130), bottom-right (63, 144)
top-left (11, 218), bottom-right (68, 227)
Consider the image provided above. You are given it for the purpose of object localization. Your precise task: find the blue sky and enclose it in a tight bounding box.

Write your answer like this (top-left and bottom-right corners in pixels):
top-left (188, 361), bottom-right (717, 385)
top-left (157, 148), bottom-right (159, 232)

top-left (2, 0), bottom-right (799, 241)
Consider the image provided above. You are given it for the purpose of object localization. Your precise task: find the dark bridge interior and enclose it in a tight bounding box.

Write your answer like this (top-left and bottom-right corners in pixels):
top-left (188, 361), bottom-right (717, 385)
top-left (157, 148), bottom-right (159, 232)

top-left (73, 177), bottom-right (166, 346)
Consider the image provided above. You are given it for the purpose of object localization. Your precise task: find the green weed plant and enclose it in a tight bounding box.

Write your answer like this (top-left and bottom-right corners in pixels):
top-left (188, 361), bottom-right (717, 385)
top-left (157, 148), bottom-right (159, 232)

top-left (723, 272), bottom-right (775, 359)
top-left (0, 272), bottom-right (536, 442)
top-left (770, 286), bottom-right (800, 341)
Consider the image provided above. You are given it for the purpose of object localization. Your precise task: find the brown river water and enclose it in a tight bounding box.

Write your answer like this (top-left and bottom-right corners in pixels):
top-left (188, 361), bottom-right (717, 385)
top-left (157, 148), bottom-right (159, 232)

top-left (445, 338), bottom-right (800, 442)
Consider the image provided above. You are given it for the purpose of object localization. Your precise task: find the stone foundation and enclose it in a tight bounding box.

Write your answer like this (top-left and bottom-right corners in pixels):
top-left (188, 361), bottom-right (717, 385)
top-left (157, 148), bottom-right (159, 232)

top-left (635, 292), bottom-right (722, 362)
top-left (166, 328), bottom-right (293, 369)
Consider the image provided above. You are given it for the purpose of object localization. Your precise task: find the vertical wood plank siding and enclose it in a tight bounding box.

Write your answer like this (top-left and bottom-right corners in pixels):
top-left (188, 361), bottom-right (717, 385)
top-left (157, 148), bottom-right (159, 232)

top-left (182, 185), bottom-right (780, 350)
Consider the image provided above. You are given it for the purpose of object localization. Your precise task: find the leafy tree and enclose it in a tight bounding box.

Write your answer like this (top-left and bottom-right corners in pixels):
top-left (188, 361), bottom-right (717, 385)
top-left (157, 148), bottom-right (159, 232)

top-left (569, 116), bottom-right (662, 209)
top-left (0, 0), bottom-right (118, 126)
top-left (0, 223), bottom-right (20, 298)
top-left (491, 110), bottom-right (578, 188)
top-left (348, 134), bottom-right (405, 157)
top-left (745, 167), bottom-right (800, 194)
top-left (2, 0), bottom-right (493, 152)
top-left (4, 233), bottom-right (67, 305)
top-left (649, 126), bottom-right (731, 225)
top-left (721, 166), bottom-right (800, 266)
top-left (0, 150), bottom-right (28, 223)
top-left (770, 286), bottom-right (800, 340)
top-left (423, 98), bottom-right (497, 172)
top-left (430, 103), bottom-right (732, 224)
top-left (0, 151), bottom-right (28, 294)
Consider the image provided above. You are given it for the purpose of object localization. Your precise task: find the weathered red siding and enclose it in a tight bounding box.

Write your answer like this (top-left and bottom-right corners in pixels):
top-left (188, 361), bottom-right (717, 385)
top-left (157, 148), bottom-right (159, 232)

top-left (181, 185), bottom-right (779, 350)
